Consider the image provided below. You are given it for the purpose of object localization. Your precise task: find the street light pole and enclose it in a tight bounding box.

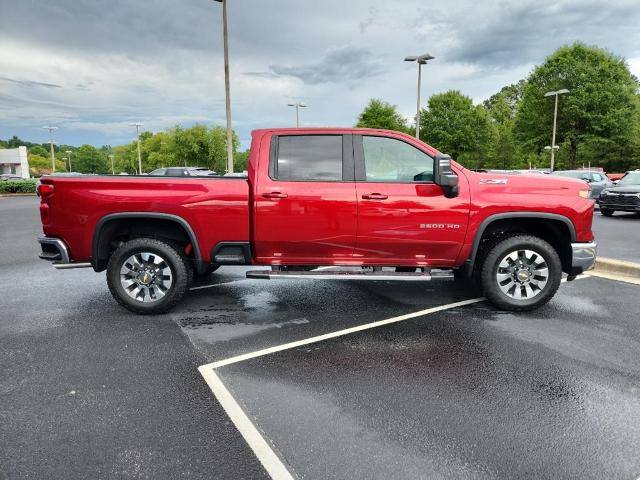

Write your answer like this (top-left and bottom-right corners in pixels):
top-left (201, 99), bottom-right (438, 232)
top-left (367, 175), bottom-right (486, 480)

top-left (109, 155), bottom-right (115, 175)
top-left (42, 126), bottom-right (58, 173)
top-left (65, 150), bottom-right (72, 171)
top-left (287, 102), bottom-right (307, 127)
top-left (544, 89), bottom-right (569, 172)
top-left (404, 53), bottom-right (434, 139)
top-left (129, 122), bottom-right (143, 174)
top-left (214, 0), bottom-right (234, 173)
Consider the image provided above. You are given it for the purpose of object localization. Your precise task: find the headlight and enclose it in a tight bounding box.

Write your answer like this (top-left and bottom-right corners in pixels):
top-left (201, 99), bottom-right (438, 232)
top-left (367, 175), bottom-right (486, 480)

top-left (578, 190), bottom-right (589, 198)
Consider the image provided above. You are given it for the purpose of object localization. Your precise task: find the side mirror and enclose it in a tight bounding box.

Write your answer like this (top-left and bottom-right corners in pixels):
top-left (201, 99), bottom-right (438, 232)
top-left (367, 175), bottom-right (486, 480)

top-left (434, 153), bottom-right (459, 198)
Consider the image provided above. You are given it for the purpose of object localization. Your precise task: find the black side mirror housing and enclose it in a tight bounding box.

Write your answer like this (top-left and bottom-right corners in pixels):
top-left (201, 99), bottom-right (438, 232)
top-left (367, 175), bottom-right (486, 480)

top-left (434, 153), bottom-right (459, 198)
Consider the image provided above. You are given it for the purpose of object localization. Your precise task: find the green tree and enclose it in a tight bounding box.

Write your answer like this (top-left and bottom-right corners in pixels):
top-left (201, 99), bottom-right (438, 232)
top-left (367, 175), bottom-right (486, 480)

top-left (356, 99), bottom-right (409, 132)
top-left (74, 144), bottom-right (109, 174)
top-left (515, 42), bottom-right (640, 169)
top-left (482, 82), bottom-right (527, 169)
top-left (28, 145), bottom-right (48, 157)
top-left (28, 154), bottom-right (65, 175)
top-left (420, 90), bottom-right (494, 166)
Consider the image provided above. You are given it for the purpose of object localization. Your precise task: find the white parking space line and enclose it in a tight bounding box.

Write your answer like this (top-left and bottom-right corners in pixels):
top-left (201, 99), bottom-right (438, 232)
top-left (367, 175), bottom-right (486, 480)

top-left (205, 297), bottom-right (484, 369)
top-left (198, 296), bottom-right (485, 480)
top-left (196, 274), bottom-right (590, 480)
top-left (197, 366), bottom-right (295, 480)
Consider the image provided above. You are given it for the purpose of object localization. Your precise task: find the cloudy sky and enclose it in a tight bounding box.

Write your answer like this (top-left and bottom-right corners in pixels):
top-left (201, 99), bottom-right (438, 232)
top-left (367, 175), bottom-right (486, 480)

top-left (1, 0), bottom-right (640, 149)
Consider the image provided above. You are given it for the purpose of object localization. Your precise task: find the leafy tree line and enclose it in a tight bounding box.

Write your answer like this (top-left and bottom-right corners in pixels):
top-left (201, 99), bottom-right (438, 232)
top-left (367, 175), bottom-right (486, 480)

top-left (356, 43), bottom-right (640, 172)
top-left (1, 125), bottom-right (248, 176)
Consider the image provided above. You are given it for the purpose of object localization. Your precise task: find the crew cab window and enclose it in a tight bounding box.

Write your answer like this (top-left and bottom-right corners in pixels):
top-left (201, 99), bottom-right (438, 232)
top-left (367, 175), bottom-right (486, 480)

top-left (362, 136), bottom-right (434, 182)
top-left (592, 173), bottom-right (603, 181)
top-left (276, 135), bottom-right (343, 181)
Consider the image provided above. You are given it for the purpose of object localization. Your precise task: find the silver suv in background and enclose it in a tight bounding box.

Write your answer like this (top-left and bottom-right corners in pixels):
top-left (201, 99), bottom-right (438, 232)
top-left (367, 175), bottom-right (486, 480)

top-left (551, 170), bottom-right (613, 199)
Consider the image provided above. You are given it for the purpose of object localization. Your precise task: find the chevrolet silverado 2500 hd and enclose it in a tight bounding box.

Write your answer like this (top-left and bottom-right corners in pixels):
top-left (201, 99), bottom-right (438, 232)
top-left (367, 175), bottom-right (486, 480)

top-left (37, 128), bottom-right (597, 314)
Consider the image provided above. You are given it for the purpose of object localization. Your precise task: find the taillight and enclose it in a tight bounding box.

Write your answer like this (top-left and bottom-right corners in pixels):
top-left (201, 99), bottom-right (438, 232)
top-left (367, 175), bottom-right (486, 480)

top-left (38, 183), bottom-right (54, 202)
top-left (38, 183), bottom-right (54, 224)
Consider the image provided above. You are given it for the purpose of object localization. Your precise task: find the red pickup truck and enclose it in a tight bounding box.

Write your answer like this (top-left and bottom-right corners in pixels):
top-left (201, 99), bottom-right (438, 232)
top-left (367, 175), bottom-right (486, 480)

top-left (37, 128), bottom-right (597, 314)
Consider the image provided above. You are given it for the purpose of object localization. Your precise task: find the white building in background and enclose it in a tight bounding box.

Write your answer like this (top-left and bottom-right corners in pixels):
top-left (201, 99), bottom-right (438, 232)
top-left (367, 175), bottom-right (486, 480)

top-left (0, 146), bottom-right (30, 178)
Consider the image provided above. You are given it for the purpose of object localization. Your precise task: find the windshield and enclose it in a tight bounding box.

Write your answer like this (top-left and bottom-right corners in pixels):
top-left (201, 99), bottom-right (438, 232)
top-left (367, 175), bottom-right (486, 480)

top-left (618, 172), bottom-right (640, 186)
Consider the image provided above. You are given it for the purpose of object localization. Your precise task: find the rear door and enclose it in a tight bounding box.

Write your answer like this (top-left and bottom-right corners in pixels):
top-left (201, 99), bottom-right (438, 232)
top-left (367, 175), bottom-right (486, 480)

top-left (253, 134), bottom-right (358, 264)
top-left (354, 134), bottom-right (469, 266)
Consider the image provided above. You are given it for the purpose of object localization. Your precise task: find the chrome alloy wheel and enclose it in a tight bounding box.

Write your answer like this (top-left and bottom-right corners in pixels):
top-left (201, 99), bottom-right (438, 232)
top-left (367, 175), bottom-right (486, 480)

top-left (496, 249), bottom-right (548, 300)
top-left (120, 252), bottom-right (173, 303)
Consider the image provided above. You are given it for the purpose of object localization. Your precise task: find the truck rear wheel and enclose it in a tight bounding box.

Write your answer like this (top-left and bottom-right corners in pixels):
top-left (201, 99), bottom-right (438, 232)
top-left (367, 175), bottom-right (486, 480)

top-left (106, 237), bottom-right (190, 314)
top-left (480, 235), bottom-right (562, 311)
top-left (600, 208), bottom-right (614, 216)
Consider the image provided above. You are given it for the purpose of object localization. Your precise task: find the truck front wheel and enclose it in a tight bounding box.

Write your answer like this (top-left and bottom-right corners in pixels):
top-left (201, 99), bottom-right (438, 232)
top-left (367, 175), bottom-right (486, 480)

top-left (480, 235), bottom-right (562, 311)
top-left (106, 237), bottom-right (190, 314)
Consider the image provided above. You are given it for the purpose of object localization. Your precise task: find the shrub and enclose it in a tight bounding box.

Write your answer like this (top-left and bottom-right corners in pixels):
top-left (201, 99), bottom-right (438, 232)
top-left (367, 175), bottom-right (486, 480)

top-left (0, 179), bottom-right (38, 193)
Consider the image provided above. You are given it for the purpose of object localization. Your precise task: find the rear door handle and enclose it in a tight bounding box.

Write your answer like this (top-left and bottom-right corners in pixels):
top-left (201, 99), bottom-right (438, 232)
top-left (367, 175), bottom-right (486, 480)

top-left (262, 191), bottom-right (288, 199)
top-left (361, 193), bottom-right (388, 200)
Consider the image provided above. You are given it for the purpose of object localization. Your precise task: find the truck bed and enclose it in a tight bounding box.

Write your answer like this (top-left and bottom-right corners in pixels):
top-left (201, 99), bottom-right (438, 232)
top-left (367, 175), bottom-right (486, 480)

top-left (40, 175), bottom-right (250, 263)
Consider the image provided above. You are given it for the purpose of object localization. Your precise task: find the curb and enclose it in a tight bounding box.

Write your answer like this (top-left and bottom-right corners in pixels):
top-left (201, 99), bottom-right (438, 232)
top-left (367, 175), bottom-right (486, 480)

top-left (0, 193), bottom-right (37, 197)
top-left (592, 256), bottom-right (640, 280)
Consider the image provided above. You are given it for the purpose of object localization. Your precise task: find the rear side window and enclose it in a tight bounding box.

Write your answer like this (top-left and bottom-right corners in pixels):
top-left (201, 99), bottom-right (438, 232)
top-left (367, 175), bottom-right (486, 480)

top-left (275, 135), bottom-right (343, 181)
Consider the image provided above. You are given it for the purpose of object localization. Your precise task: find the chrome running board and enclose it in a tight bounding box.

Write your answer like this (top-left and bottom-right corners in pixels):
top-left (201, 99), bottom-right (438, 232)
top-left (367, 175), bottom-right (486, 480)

top-left (246, 269), bottom-right (454, 281)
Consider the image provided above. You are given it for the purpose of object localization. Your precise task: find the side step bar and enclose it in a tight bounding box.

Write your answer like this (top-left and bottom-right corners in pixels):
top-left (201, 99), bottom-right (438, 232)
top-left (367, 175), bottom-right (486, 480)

top-left (245, 269), bottom-right (454, 281)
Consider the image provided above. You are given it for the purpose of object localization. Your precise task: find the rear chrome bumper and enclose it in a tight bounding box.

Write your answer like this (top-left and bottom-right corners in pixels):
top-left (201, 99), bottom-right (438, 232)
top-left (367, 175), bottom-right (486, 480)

top-left (38, 236), bottom-right (70, 263)
top-left (571, 241), bottom-right (597, 272)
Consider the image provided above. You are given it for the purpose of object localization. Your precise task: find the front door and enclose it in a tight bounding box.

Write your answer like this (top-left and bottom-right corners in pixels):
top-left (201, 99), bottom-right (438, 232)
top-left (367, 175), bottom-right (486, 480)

top-left (253, 134), bottom-right (358, 265)
top-left (354, 134), bottom-right (470, 266)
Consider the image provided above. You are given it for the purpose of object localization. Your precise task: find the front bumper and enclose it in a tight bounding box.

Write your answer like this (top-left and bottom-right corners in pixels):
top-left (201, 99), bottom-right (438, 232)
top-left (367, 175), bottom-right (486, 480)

top-left (571, 241), bottom-right (597, 274)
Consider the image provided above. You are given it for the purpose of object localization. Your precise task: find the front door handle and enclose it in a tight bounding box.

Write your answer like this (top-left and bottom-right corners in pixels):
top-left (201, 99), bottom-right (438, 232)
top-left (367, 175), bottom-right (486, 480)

top-left (262, 191), bottom-right (288, 199)
top-left (361, 193), bottom-right (388, 200)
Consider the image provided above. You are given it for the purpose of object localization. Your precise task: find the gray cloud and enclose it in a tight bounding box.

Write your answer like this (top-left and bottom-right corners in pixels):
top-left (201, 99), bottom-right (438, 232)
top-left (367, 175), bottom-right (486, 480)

top-left (1, 0), bottom-right (639, 148)
top-left (270, 46), bottom-right (385, 84)
top-left (446, 0), bottom-right (640, 68)
top-left (0, 76), bottom-right (62, 89)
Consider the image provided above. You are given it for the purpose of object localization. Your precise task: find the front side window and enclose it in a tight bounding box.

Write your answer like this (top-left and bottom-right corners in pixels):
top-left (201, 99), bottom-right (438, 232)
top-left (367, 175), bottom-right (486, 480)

top-left (362, 136), bottom-right (434, 182)
top-left (276, 135), bottom-right (343, 181)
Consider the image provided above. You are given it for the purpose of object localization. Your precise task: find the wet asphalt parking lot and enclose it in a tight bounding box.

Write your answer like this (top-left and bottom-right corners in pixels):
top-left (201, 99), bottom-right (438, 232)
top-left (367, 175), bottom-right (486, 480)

top-left (2, 196), bottom-right (640, 480)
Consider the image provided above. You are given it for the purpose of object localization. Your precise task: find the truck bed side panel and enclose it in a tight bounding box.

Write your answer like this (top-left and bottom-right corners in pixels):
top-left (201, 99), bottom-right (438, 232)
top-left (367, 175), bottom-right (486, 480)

top-left (41, 176), bottom-right (249, 263)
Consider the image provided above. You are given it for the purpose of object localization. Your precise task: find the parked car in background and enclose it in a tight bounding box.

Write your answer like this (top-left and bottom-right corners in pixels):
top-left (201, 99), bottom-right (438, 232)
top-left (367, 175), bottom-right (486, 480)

top-left (149, 167), bottom-right (217, 177)
top-left (551, 170), bottom-right (612, 199)
top-left (598, 170), bottom-right (640, 216)
top-left (0, 174), bottom-right (24, 181)
top-left (606, 172), bottom-right (626, 183)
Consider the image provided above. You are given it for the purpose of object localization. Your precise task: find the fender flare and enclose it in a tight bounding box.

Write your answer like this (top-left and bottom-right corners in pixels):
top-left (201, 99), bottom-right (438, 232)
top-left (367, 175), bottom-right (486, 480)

top-left (92, 212), bottom-right (204, 271)
top-left (464, 212), bottom-right (576, 275)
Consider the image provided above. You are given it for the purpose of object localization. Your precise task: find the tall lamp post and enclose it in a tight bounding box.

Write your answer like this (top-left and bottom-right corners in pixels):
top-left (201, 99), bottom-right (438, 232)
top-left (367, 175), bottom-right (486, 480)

top-left (287, 102), bottom-right (307, 127)
top-left (42, 126), bottom-right (58, 172)
top-left (404, 53), bottom-right (434, 139)
top-left (109, 155), bottom-right (115, 175)
top-left (544, 89), bottom-right (569, 172)
top-left (213, 0), bottom-right (234, 173)
top-left (65, 150), bottom-right (73, 171)
top-left (129, 122), bottom-right (143, 174)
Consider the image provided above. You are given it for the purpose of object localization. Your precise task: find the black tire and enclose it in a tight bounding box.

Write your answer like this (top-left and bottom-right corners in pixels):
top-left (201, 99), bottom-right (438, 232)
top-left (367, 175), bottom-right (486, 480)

top-left (601, 208), bottom-right (614, 217)
top-left (480, 235), bottom-right (562, 312)
top-left (106, 237), bottom-right (190, 314)
top-left (195, 264), bottom-right (220, 278)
